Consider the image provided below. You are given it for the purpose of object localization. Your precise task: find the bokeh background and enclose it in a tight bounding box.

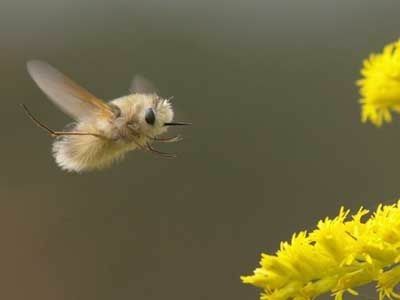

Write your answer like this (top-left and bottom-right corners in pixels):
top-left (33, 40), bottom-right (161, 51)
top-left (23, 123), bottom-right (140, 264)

top-left (1, 0), bottom-right (400, 299)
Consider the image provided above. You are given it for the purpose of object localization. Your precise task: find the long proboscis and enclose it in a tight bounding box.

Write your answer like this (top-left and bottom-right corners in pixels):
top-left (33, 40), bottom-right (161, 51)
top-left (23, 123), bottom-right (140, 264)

top-left (164, 122), bottom-right (192, 126)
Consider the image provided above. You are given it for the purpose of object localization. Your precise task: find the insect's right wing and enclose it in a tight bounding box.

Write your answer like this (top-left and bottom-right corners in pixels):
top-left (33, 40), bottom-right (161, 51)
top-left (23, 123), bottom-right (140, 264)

top-left (27, 60), bottom-right (114, 121)
top-left (130, 75), bottom-right (158, 94)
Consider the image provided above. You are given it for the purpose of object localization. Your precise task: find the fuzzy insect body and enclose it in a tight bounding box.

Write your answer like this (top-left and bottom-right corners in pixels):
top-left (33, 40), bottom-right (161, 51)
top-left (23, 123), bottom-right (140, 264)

top-left (25, 60), bottom-right (189, 172)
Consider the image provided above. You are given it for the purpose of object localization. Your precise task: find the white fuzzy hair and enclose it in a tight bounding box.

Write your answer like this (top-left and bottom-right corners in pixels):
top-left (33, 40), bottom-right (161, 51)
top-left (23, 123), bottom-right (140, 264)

top-left (53, 94), bottom-right (174, 172)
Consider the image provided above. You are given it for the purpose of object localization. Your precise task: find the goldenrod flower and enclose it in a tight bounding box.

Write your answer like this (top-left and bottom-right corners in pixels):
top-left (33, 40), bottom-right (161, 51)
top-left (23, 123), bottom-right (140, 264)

top-left (358, 40), bottom-right (400, 126)
top-left (241, 201), bottom-right (400, 300)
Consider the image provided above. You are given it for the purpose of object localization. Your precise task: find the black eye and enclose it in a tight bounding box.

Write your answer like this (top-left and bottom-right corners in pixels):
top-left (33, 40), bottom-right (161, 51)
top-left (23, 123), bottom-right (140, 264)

top-left (144, 108), bottom-right (156, 125)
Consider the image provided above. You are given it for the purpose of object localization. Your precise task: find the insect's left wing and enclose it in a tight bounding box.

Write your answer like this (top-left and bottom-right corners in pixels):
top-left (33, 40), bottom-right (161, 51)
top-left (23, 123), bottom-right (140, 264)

top-left (27, 60), bottom-right (114, 121)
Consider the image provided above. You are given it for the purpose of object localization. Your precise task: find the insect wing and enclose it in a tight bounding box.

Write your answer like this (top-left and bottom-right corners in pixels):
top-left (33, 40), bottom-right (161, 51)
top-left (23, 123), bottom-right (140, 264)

top-left (27, 60), bottom-right (113, 121)
top-left (130, 74), bottom-right (158, 94)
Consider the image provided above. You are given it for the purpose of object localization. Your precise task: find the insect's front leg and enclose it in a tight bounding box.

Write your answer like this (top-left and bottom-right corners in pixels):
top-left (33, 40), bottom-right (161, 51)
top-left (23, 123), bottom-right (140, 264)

top-left (145, 143), bottom-right (177, 158)
top-left (149, 135), bottom-right (183, 143)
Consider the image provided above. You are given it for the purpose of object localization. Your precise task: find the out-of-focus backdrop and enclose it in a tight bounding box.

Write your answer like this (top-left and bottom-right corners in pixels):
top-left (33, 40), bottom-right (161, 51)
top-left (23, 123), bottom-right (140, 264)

top-left (1, 0), bottom-right (400, 299)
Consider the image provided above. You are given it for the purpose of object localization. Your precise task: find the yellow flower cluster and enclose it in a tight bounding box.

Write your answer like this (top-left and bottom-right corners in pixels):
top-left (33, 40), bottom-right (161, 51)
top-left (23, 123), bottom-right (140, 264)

top-left (358, 40), bottom-right (400, 126)
top-left (241, 201), bottom-right (400, 300)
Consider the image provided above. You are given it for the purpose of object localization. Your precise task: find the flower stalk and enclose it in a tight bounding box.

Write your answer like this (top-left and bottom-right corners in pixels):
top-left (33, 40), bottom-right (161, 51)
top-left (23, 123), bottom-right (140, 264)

top-left (242, 201), bottom-right (400, 300)
top-left (358, 40), bottom-right (400, 126)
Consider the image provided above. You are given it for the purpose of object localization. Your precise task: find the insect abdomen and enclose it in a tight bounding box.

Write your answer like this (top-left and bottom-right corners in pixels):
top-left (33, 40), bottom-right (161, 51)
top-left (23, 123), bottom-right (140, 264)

top-left (52, 122), bottom-right (136, 172)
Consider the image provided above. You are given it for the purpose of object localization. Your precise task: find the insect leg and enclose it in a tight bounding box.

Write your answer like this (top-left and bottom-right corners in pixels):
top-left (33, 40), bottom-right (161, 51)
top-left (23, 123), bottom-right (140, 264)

top-left (148, 135), bottom-right (183, 143)
top-left (145, 143), bottom-right (177, 158)
top-left (21, 104), bottom-right (106, 139)
top-left (126, 134), bottom-right (175, 158)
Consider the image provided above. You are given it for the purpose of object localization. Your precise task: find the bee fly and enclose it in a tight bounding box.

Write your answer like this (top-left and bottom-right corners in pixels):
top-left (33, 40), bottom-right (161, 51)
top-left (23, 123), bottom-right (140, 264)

top-left (23, 60), bottom-right (190, 172)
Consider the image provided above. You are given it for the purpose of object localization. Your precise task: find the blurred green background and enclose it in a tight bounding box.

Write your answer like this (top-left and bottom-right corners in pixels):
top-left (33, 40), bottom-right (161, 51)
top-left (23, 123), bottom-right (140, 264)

top-left (1, 0), bottom-right (400, 299)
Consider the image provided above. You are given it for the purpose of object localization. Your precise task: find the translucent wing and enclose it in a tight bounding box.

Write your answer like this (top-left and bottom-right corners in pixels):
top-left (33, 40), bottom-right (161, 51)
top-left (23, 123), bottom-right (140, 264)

top-left (27, 60), bottom-right (114, 121)
top-left (130, 75), bottom-right (158, 94)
